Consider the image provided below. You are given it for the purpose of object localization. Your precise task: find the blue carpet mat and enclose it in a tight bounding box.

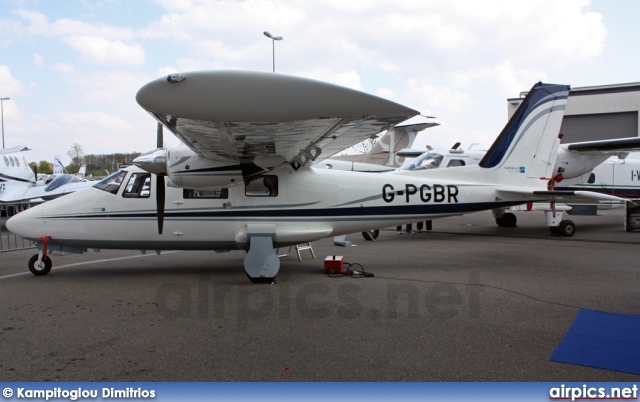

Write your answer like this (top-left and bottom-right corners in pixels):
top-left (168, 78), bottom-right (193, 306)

top-left (550, 309), bottom-right (640, 375)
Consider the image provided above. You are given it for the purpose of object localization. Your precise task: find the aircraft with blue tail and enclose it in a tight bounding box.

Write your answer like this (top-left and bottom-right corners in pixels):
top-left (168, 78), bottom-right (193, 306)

top-left (7, 72), bottom-right (622, 282)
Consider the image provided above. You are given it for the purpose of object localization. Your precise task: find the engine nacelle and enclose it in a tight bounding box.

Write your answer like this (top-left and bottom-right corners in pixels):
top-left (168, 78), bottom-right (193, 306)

top-left (165, 147), bottom-right (243, 189)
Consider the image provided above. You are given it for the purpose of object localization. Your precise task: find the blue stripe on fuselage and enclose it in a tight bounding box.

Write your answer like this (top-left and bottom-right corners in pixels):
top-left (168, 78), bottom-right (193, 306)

top-left (41, 200), bottom-right (531, 221)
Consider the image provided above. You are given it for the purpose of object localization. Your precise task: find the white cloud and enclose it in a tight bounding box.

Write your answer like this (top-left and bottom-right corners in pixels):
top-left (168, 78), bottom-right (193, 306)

top-left (0, 0), bottom-right (617, 162)
top-left (11, 10), bottom-right (136, 40)
top-left (450, 60), bottom-right (549, 96)
top-left (137, 0), bottom-right (606, 93)
top-left (9, 10), bottom-right (143, 66)
top-left (405, 80), bottom-right (473, 121)
top-left (295, 68), bottom-right (363, 90)
top-left (61, 36), bottom-right (145, 66)
top-left (0, 66), bottom-right (25, 95)
top-left (51, 63), bottom-right (75, 74)
top-left (153, 0), bottom-right (195, 12)
top-left (376, 88), bottom-right (396, 99)
top-left (33, 53), bottom-right (44, 67)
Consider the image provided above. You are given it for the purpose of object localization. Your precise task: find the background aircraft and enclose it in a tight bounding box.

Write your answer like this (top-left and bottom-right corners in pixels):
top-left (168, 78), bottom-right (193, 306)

top-left (397, 137), bottom-right (640, 232)
top-left (320, 122), bottom-right (439, 171)
top-left (0, 146), bottom-right (93, 205)
top-left (340, 131), bottom-right (640, 237)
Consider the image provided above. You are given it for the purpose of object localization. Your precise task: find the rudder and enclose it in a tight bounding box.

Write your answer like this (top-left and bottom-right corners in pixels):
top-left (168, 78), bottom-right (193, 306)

top-left (478, 82), bottom-right (570, 187)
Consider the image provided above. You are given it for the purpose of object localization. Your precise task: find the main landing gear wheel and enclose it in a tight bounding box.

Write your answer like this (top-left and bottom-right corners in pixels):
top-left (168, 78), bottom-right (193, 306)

top-left (28, 254), bottom-right (52, 276)
top-left (495, 212), bottom-right (517, 228)
top-left (362, 229), bottom-right (380, 241)
top-left (246, 273), bottom-right (276, 284)
top-left (550, 220), bottom-right (576, 237)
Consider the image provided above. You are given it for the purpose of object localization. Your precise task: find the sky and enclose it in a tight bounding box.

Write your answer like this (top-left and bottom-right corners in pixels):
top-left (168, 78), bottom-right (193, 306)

top-left (0, 0), bottom-right (639, 165)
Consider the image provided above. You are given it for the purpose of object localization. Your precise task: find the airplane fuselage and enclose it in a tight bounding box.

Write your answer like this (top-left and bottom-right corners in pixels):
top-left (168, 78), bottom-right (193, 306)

top-left (558, 157), bottom-right (640, 198)
top-left (8, 165), bottom-right (530, 252)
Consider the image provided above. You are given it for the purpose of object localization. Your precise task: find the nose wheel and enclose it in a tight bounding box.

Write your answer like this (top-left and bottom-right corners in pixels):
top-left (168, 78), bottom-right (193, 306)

top-left (28, 253), bottom-right (52, 276)
top-left (28, 236), bottom-right (53, 276)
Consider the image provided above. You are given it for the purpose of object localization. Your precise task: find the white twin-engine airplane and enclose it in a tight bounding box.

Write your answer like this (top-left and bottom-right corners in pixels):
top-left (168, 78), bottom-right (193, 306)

top-left (7, 71), bottom-right (624, 282)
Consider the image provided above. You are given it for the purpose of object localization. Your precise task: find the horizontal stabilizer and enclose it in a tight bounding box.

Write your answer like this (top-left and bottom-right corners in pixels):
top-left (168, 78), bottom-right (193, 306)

top-left (498, 187), bottom-right (627, 204)
top-left (0, 145), bottom-right (30, 155)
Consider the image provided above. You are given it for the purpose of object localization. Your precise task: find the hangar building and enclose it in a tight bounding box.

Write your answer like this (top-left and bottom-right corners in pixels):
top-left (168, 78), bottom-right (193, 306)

top-left (507, 82), bottom-right (640, 143)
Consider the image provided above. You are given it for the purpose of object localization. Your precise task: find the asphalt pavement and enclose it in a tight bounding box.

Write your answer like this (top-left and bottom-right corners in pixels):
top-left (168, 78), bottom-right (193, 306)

top-left (1, 209), bottom-right (639, 381)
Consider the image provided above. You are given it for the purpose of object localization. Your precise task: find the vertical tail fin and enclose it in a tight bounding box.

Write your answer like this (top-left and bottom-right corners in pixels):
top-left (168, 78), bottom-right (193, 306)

top-left (366, 122), bottom-right (438, 167)
top-left (478, 82), bottom-right (570, 187)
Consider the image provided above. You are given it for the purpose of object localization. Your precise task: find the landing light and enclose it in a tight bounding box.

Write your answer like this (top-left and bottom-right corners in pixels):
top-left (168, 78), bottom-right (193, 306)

top-left (167, 73), bottom-right (186, 83)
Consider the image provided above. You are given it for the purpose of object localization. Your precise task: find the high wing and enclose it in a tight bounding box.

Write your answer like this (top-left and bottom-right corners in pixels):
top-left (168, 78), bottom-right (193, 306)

top-left (562, 137), bottom-right (640, 155)
top-left (136, 71), bottom-right (419, 173)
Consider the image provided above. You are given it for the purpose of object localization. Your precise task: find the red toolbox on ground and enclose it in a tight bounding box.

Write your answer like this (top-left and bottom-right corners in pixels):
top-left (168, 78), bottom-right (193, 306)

top-left (324, 255), bottom-right (345, 275)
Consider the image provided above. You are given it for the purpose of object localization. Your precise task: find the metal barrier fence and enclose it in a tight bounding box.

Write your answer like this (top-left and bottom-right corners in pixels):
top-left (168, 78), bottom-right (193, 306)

top-left (0, 202), bottom-right (40, 252)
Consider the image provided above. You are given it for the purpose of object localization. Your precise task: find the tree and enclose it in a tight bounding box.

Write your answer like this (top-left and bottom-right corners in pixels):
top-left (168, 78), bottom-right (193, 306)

top-left (36, 160), bottom-right (53, 174)
top-left (66, 143), bottom-right (85, 173)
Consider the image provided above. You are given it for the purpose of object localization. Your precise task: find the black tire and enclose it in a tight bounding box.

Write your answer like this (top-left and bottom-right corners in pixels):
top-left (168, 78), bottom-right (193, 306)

top-left (550, 226), bottom-right (560, 235)
top-left (246, 273), bottom-right (276, 284)
top-left (28, 254), bottom-right (52, 276)
top-left (502, 213), bottom-right (517, 228)
top-left (559, 220), bottom-right (576, 237)
top-left (362, 229), bottom-right (379, 241)
top-left (495, 217), bottom-right (505, 227)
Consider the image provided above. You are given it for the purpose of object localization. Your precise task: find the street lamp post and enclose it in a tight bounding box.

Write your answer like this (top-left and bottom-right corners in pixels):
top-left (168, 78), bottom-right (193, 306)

top-left (0, 97), bottom-right (10, 149)
top-left (263, 31), bottom-right (283, 73)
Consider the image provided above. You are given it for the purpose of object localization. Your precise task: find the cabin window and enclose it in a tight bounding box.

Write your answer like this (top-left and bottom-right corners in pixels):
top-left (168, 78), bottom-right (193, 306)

top-left (122, 173), bottom-right (151, 198)
top-left (2, 156), bottom-right (8, 166)
top-left (14, 156), bottom-right (19, 167)
top-left (9, 156), bottom-right (14, 167)
top-left (446, 159), bottom-right (466, 167)
top-left (587, 173), bottom-right (596, 184)
top-left (93, 170), bottom-right (127, 195)
top-left (245, 175), bottom-right (278, 197)
top-left (183, 188), bottom-right (228, 199)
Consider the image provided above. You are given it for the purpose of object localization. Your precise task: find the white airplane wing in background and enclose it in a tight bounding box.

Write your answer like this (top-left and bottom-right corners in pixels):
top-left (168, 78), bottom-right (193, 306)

top-left (562, 137), bottom-right (640, 155)
top-left (0, 176), bottom-right (94, 204)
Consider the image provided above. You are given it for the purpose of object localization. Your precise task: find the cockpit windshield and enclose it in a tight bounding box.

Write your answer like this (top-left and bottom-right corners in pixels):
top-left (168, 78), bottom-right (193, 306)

top-left (93, 170), bottom-right (127, 195)
top-left (44, 174), bottom-right (82, 192)
top-left (397, 152), bottom-right (443, 171)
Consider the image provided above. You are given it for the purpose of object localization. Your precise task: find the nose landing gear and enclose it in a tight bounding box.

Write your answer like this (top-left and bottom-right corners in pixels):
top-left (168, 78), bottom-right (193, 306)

top-left (28, 236), bottom-right (53, 276)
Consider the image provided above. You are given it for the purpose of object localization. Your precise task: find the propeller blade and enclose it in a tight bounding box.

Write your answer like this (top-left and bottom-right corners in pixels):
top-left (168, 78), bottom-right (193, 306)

top-left (156, 175), bottom-right (165, 235)
top-left (157, 122), bottom-right (163, 149)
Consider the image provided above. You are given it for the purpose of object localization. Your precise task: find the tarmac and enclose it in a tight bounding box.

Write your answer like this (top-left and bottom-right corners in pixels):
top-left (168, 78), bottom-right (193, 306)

top-left (0, 208), bottom-right (639, 382)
